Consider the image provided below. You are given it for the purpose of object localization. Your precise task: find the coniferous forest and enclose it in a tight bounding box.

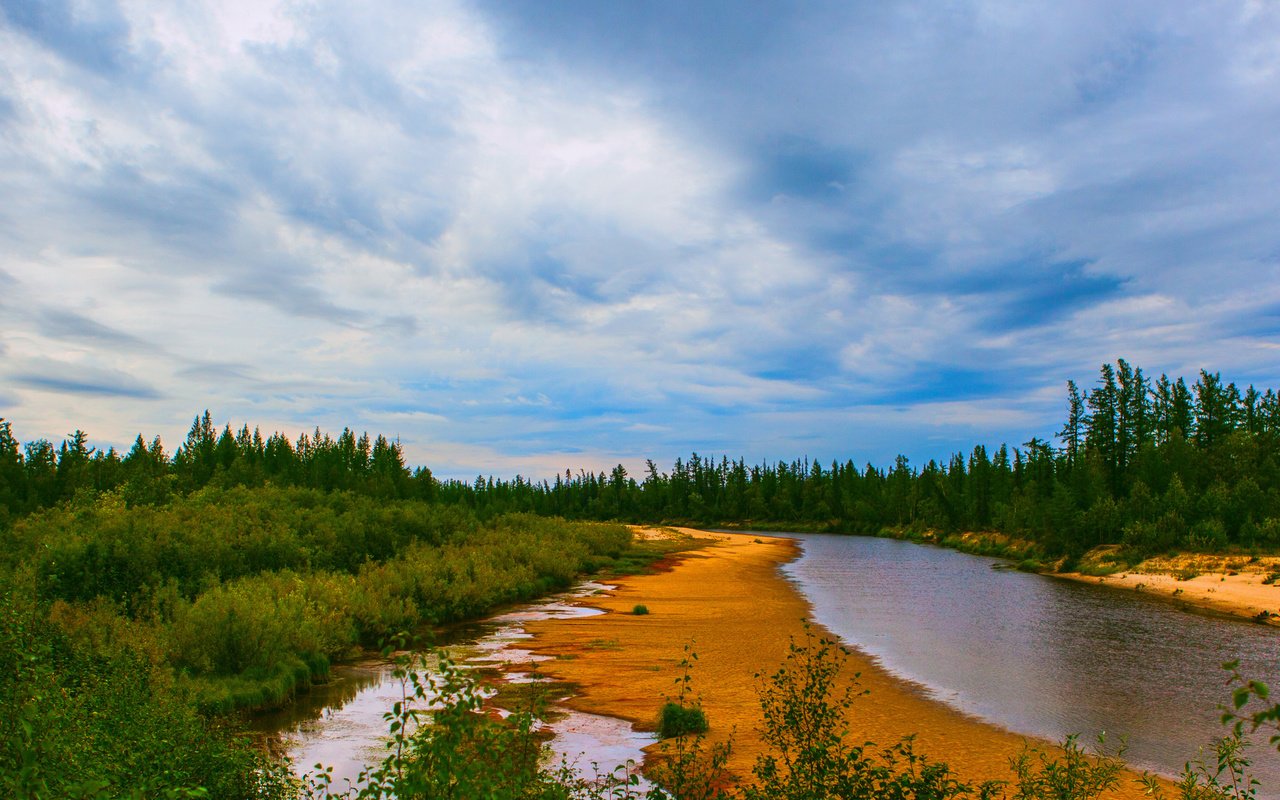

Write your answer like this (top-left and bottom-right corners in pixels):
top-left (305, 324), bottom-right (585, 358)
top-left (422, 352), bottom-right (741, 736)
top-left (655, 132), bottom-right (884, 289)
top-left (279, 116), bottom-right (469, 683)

top-left (3, 358), bottom-right (1280, 798)
top-left (6, 359), bottom-right (1278, 561)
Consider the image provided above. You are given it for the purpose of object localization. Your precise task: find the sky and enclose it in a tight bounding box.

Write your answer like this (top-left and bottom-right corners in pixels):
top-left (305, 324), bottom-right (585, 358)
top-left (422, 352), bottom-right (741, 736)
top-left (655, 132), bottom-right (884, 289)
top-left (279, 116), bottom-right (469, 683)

top-left (1, 0), bottom-right (1278, 480)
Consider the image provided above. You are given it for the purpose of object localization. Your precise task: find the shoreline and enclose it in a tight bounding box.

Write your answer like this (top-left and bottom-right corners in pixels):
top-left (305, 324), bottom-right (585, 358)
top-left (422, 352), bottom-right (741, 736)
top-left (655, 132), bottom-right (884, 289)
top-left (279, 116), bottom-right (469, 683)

top-left (709, 524), bottom-right (1280, 626)
top-left (724, 523), bottom-right (1280, 625)
top-left (1056, 557), bottom-right (1280, 625)
top-left (518, 527), bottom-right (1154, 797)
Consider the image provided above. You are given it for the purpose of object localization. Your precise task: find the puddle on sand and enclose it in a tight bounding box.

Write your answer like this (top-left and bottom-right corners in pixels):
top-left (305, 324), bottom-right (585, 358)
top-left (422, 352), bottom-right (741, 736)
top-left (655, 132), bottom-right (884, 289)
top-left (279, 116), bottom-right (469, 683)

top-left (256, 580), bottom-right (650, 790)
top-left (543, 710), bottom-right (657, 792)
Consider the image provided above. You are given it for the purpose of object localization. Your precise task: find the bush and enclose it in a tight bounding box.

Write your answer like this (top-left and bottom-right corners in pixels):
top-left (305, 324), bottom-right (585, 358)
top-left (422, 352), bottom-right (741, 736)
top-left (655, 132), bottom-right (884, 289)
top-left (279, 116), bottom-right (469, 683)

top-left (0, 584), bottom-right (291, 800)
top-left (633, 604), bottom-right (650, 615)
top-left (1187, 518), bottom-right (1228, 551)
top-left (743, 624), bottom-right (999, 800)
top-left (658, 702), bottom-right (709, 739)
top-left (1010, 734), bottom-right (1123, 800)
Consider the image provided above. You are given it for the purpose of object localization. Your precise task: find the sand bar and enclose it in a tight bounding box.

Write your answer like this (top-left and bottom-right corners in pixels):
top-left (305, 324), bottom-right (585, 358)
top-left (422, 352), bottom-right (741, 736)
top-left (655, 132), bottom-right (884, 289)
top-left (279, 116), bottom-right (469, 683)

top-left (1058, 553), bottom-right (1280, 625)
top-left (521, 528), bottom-right (1155, 797)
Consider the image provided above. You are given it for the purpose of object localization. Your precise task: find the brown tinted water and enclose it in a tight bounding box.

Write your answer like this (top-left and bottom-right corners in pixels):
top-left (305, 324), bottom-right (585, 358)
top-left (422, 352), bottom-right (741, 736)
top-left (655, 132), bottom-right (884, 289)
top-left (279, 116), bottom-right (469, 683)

top-left (780, 533), bottom-right (1280, 790)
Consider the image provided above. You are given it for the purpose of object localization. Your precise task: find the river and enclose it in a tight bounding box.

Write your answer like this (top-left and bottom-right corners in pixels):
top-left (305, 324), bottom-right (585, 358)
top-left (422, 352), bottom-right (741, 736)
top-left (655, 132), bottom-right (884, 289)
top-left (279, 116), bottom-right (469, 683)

top-left (781, 533), bottom-right (1280, 789)
top-left (259, 533), bottom-right (1280, 792)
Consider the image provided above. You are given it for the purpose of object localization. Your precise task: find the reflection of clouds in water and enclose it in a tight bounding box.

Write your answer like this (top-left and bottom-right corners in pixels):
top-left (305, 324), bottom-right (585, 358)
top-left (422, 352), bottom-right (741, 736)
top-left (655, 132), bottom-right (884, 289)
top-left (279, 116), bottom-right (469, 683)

top-left (467, 584), bottom-right (608, 666)
top-left (269, 579), bottom-right (647, 789)
top-left (277, 663), bottom-right (410, 789)
top-left (544, 710), bottom-right (656, 792)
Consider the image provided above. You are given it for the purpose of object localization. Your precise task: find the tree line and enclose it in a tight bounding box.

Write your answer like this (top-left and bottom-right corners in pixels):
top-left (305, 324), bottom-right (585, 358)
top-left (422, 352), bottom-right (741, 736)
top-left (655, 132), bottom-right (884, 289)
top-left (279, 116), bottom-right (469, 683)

top-left (0, 411), bottom-right (432, 523)
top-left (4, 359), bottom-right (1280, 561)
top-left (453, 360), bottom-right (1280, 560)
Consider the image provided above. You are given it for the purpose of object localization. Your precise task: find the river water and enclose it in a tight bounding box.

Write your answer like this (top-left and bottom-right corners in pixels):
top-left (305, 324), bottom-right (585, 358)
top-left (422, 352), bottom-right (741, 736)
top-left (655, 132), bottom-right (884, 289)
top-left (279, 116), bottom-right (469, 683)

top-left (781, 533), bottom-right (1280, 789)
top-left (259, 534), bottom-right (1280, 792)
top-left (251, 582), bottom-right (654, 792)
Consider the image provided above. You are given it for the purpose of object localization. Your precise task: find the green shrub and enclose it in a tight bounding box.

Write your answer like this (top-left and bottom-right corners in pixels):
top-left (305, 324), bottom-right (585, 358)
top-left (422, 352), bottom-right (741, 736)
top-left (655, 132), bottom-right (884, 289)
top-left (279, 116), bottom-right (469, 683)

top-left (743, 624), bottom-right (997, 800)
top-left (1011, 734), bottom-right (1123, 800)
top-left (0, 584), bottom-right (291, 800)
top-left (632, 604), bottom-right (650, 615)
top-left (1187, 518), bottom-right (1228, 551)
top-left (658, 702), bottom-right (709, 739)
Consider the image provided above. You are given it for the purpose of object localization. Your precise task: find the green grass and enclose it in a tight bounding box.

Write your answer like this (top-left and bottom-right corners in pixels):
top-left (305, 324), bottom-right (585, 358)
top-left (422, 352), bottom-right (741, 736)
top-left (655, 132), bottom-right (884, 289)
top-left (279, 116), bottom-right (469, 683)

top-left (1074, 562), bottom-right (1124, 577)
top-left (188, 655), bottom-right (320, 715)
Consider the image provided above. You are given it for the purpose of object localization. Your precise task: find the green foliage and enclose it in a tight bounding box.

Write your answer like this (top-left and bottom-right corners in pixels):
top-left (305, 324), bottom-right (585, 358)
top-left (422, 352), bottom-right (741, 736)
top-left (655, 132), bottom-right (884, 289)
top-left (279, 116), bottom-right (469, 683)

top-left (659, 702), bottom-right (709, 739)
top-left (3, 486), bottom-right (631, 713)
top-left (415, 359), bottom-right (1278, 560)
top-left (288, 632), bottom-right (1280, 800)
top-left (0, 498), bottom-right (633, 800)
top-left (0, 480), bottom-right (637, 798)
top-left (648, 644), bottom-right (732, 800)
top-left (1220, 660), bottom-right (1280, 756)
top-left (1141, 717), bottom-right (1260, 800)
top-left (346, 650), bottom-right (553, 799)
top-left (2, 382), bottom-right (1279, 798)
top-left (743, 623), bottom-right (999, 800)
top-left (747, 626), bottom-right (865, 798)
top-left (1008, 735), bottom-right (1123, 800)
top-left (633, 603), bottom-right (650, 615)
top-left (0, 580), bottom-right (291, 800)
top-left (5, 363), bottom-right (1280, 562)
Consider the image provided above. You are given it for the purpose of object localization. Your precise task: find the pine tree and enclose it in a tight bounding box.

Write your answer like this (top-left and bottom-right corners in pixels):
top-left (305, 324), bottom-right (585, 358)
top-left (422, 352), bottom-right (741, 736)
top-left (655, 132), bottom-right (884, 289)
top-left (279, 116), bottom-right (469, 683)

top-left (1193, 370), bottom-right (1240, 449)
top-left (1058, 380), bottom-right (1087, 470)
top-left (0, 418), bottom-right (26, 518)
top-left (1085, 363), bottom-right (1120, 491)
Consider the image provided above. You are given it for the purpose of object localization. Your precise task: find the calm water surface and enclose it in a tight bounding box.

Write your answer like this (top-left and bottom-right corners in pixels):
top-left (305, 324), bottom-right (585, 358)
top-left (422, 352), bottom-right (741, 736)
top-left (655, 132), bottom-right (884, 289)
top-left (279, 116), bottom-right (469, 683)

top-left (780, 533), bottom-right (1280, 789)
top-left (251, 582), bottom-right (653, 791)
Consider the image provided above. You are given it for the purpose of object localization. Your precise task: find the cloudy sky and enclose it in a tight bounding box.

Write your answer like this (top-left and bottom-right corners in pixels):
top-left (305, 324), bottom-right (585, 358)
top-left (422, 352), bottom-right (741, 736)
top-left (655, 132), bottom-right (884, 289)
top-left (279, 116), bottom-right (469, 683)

top-left (1, 1), bottom-right (1278, 479)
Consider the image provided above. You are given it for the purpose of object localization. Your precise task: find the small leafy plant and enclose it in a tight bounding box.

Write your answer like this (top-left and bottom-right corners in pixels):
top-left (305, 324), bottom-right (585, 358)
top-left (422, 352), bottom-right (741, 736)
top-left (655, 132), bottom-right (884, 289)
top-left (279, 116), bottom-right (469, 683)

top-left (659, 702), bottom-right (709, 739)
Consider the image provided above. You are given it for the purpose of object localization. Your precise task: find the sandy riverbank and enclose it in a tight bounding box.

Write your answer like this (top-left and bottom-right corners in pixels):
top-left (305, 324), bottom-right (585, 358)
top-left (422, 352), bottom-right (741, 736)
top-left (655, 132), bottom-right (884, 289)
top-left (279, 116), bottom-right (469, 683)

top-left (520, 527), bottom-right (1155, 797)
top-left (1058, 553), bottom-right (1280, 624)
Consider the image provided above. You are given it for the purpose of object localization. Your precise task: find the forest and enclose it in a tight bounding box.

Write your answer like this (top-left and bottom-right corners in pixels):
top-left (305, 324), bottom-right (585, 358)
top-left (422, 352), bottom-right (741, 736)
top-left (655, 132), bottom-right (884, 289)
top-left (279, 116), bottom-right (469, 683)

top-left (447, 360), bottom-right (1280, 561)
top-left (3, 357), bottom-right (1280, 798)
top-left (5, 359), bottom-right (1279, 561)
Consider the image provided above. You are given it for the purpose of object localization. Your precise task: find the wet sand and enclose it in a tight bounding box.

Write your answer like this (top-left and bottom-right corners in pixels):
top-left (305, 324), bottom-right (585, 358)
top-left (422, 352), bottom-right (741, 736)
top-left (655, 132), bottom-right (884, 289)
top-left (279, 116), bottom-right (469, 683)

top-left (522, 528), bottom-right (1155, 797)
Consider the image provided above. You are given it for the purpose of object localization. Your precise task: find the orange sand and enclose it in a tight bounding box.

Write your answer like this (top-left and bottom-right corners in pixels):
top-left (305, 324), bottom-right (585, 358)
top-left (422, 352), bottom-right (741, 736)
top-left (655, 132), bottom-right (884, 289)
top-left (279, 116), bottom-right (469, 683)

top-left (522, 528), bottom-right (1155, 797)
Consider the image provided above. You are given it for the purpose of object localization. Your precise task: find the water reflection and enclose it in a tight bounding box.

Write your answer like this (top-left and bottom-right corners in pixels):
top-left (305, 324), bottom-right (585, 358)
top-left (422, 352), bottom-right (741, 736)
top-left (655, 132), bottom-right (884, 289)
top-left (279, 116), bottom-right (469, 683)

top-left (781, 534), bottom-right (1280, 788)
top-left (250, 581), bottom-right (653, 790)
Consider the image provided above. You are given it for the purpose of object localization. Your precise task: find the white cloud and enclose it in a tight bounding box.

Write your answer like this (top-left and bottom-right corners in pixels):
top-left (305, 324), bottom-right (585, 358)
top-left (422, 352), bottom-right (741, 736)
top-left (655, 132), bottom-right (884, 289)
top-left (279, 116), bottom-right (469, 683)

top-left (1, 1), bottom-right (1277, 477)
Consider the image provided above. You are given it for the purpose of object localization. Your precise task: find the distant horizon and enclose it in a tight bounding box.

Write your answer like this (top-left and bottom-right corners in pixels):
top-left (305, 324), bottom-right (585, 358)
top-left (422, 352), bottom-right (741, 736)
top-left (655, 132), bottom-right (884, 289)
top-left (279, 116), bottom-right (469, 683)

top-left (3, 2), bottom-right (1277, 479)
top-left (3, 355), bottom-right (1270, 483)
